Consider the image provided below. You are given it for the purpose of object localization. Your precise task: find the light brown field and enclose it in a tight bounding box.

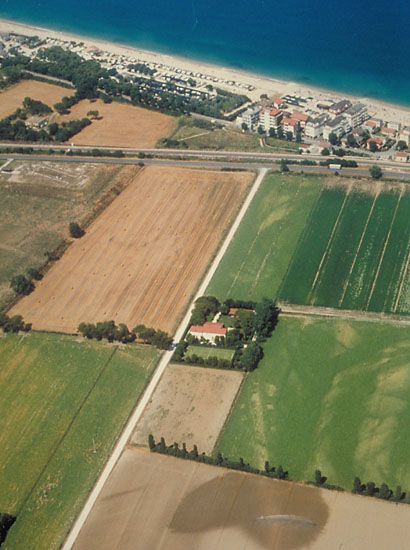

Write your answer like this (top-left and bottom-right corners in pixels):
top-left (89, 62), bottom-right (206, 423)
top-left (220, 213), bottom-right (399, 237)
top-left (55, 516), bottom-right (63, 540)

top-left (56, 99), bottom-right (175, 147)
top-left (132, 364), bottom-right (244, 453)
top-left (0, 80), bottom-right (69, 119)
top-left (11, 166), bottom-right (252, 334)
top-left (73, 448), bottom-right (410, 550)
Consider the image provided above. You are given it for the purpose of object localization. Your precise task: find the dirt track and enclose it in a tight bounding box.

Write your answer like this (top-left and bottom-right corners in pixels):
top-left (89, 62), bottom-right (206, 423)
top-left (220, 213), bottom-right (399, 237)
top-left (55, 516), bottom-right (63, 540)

top-left (56, 99), bottom-right (175, 148)
top-left (11, 166), bottom-right (252, 333)
top-left (72, 448), bottom-right (410, 550)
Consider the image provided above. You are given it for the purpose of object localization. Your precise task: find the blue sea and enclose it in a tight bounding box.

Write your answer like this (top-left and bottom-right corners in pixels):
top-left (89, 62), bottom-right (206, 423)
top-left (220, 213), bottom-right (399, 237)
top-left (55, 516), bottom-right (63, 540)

top-left (1, 0), bottom-right (409, 106)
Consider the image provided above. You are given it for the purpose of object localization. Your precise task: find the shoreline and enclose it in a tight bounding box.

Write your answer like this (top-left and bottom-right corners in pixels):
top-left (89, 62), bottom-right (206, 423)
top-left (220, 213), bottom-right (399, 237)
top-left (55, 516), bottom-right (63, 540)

top-left (1, 17), bottom-right (410, 126)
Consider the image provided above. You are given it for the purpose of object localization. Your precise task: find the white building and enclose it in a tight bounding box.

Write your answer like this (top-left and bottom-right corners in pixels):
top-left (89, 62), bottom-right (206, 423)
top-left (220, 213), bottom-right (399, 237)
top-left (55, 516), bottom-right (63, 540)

top-left (323, 115), bottom-right (350, 140)
top-left (241, 106), bottom-right (261, 130)
top-left (343, 103), bottom-right (369, 128)
top-left (188, 322), bottom-right (227, 344)
top-left (259, 107), bottom-right (282, 131)
top-left (305, 113), bottom-right (330, 139)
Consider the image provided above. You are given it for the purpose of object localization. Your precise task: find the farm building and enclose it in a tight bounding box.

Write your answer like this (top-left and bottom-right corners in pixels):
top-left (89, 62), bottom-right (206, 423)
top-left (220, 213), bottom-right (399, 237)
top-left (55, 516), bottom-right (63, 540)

top-left (188, 321), bottom-right (227, 343)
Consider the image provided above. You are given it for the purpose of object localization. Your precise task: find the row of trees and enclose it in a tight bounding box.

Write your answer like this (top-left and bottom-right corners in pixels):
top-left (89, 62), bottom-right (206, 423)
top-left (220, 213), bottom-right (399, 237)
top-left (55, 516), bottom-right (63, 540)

top-left (22, 96), bottom-right (52, 116)
top-left (0, 313), bottom-right (31, 333)
top-left (352, 476), bottom-right (409, 502)
top-left (77, 321), bottom-right (172, 349)
top-left (148, 435), bottom-right (289, 479)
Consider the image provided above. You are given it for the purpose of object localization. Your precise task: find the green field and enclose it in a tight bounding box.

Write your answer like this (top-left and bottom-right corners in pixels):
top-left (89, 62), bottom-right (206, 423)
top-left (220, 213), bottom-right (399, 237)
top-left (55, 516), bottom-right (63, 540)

top-left (279, 185), bottom-right (410, 314)
top-left (0, 332), bottom-right (158, 550)
top-left (216, 316), bottom-right (410, 490)
top-left (206, 173), bottom-right (323, 300)
top-left (186, 345), bottom-right (234, 361)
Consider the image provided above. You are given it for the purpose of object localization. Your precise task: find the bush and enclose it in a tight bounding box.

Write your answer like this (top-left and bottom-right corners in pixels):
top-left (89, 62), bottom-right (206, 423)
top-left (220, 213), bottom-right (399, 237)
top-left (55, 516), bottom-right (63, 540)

top-left (69, 222), bottom-right (84, 238)
top-left (10, 274), bottom-right (34, 295)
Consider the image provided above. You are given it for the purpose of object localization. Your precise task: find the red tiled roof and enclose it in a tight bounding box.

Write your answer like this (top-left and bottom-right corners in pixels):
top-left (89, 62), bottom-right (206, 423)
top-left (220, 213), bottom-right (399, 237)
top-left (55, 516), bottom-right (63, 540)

top-left (229, 308), bottom-right (238, 315)
top-left (189, 322), bottom-right (227, 335)
top-left (381, 126), bottom-right (396, 134)
top-left (273, 97), bottom-right (284, 104)
top-left (291, 111), bottom-right (309, 121)
top-left (365, 120), bottom-right (377, 127)
top-left (396, 152), bottom-right (408, 157)
top-left (367, 137), bottom-right (383, 144)
top-left (282, 117), bottom-right (298, 126)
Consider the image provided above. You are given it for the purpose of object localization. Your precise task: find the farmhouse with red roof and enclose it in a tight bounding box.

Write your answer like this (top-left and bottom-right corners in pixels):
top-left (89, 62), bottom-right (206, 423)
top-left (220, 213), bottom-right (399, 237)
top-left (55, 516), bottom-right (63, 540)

top-left (188, 321), bottom-right (227, 343)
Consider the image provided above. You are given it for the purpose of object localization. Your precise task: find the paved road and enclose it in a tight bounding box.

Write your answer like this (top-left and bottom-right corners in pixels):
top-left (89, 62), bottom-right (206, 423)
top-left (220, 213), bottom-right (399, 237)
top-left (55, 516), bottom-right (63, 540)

top-left (2, 153), bottom-right (410, 180)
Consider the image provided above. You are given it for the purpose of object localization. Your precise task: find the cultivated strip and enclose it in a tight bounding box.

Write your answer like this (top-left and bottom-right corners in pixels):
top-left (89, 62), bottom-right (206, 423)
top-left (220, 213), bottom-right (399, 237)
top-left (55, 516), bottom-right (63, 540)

top-left (366, 190), bottom-right (402, 310)
top-left (308, 184), bottom-right (351, 303)
top-left (338, 191), bottom-right (379, 307)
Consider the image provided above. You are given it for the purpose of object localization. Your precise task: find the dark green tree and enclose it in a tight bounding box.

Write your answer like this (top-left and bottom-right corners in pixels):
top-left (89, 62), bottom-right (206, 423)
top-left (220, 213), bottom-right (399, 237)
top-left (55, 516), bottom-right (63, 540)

top-left (0, 513), bottom-right (16, 546)
top-left (148, 434), bottom-right (155, 450)
top-left (369, 165), bottom-right (383, 179)
top-left (328, 132), bottom-right (338, 145)
top-left (241, 122), bottom-right (248, 131)
top-left (257, 125), bottom-right (264, 135)
top-left (280, 158), bottom-right (289, 172)
top-left (346, 133), bottom-right (357, 147)
top-left (10, 274), bottom-right (34, 295)
top-left (368, 140), bottom-right (378, 153)
top-left (366, 481), bottom-right (377, 496)
top-left (352, 476), bottom-right (362, 493)
top-left (253, 298), bottom-right (280, 339)
top-left (268, 127), bottom-right (276, 138)
top-left (379, 483), bottom-right (392, 500)
top-left (27, 267), bottom-right (42, 280)
top-left (69, 222), bottom-right (84, 238)
top-left (396, 140), bottom-right (407, 151)
top-left (394, 485), bottom-right (404, 501)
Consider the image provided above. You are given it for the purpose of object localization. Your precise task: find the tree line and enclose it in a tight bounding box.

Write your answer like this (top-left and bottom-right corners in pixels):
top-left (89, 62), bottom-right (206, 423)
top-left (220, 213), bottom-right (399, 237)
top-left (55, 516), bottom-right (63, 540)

top-left (148, 438), bottom-right (410, 506)
top-left (148, 435), bottom-right (289, 479)
top-left (0, 313), bottom-right (31, 333)
top-left (77, 321), bottom-right (172, 349)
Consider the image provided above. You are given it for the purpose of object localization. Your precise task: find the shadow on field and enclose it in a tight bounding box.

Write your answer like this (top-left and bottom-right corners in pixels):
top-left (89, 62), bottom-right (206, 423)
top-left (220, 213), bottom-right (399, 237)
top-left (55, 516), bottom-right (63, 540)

top-left (169, 471), bottom-right (329, 549)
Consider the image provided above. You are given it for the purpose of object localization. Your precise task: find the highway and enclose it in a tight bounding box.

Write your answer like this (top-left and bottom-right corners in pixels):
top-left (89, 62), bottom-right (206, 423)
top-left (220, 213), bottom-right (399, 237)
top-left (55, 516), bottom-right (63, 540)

top-left (2, 152), bottom-right (410, 180)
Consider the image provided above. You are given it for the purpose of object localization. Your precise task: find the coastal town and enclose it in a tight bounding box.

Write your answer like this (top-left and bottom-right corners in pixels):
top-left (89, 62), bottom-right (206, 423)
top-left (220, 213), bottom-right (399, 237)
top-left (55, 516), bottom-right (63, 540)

top-left (1, 28), bottom-right (410, 162)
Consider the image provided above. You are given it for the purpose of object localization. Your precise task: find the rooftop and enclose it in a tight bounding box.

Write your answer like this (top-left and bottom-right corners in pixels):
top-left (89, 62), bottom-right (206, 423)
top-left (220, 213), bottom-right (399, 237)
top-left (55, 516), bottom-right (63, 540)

top-left (189, 322), bottom-right (227, 335)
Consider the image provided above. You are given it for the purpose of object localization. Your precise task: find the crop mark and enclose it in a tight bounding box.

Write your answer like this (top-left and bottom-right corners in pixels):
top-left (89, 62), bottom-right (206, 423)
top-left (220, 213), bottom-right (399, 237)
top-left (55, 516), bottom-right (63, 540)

top-left (339, 191), bottom-right (379, 307)
top-left (308, 184), bottom-right (351, 303)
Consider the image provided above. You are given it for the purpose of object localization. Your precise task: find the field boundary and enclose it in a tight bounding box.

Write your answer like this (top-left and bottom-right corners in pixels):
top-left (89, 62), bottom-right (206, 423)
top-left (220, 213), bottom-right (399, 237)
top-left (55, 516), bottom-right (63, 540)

top-left (278, 302), bottom-right (410, 325)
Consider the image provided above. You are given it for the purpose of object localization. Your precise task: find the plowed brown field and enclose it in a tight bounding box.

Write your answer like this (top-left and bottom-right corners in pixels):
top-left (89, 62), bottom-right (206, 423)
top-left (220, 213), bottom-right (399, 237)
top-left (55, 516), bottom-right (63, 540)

top-left (11, 166), bottom-right (252, 333)
top-left (56, 99), bottom-right (175, 148)
top-left (0, 80), bottom-right (69, 119)
top-left (72, 449), bottom-right (410, 550)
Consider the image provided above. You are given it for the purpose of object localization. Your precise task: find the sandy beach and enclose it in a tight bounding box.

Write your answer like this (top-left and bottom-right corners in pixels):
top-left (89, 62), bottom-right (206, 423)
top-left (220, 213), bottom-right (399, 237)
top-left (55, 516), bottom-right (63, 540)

top-left (1, 17), bottom-right (410, 127)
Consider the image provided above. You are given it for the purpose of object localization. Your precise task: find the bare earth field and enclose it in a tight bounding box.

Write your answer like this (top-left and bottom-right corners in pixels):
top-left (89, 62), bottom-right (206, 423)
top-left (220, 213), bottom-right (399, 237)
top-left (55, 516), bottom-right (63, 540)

top-left (0, 80), bottom-right (68, 119)
top-left (56, 99), bottom-right (175, 148)
top-left (131, 364), bottom-right (244, 453)
top-left (11, 166), bottom-right (252, 334)
top-left (72, 448), bottom-right (410, 550)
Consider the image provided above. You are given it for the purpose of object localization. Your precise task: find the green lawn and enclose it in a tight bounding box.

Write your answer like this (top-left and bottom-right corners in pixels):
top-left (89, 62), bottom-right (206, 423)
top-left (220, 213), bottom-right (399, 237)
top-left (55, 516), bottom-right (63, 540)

top-left (216, 317), bottom-right (410, 491)
top-left (0, 332), bottom-right (158, 550)
top-left (186, 345), bottom-right (234, 361)
top-left (206, 173), bottom-right (323, 301)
